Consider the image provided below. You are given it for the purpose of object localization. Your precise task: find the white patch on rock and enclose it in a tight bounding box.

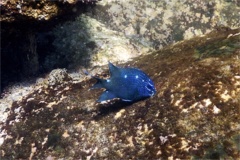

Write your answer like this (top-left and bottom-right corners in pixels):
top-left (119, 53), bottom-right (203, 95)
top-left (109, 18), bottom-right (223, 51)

top-left (213, 105), bottom-right (221, 114)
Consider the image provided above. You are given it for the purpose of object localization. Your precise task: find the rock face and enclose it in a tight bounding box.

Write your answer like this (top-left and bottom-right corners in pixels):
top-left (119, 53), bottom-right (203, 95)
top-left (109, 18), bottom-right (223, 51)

top-left (1, 0), bottom-right (99, 92)
top-left (1, 0), bottom-right (240, 92)
top-left (0, 0), bottom-right (99, 22)
top-left (0, 28), bottom-right (239, 159)
top-left (91, 0), bottom-right (240, 49)
top-left (49, 0), bottom-right (240, 68)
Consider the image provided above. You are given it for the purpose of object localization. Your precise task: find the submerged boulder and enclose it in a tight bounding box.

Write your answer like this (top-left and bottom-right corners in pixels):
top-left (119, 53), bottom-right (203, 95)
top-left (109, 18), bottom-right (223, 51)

top-left (0, 28), bottom-right (239, 159)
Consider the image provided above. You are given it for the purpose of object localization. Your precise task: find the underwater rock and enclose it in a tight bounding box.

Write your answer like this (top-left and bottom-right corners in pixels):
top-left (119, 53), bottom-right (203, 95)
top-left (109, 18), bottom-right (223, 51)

top-left (0, 28), bottom-right (239, 159)
top-left (1, 0), bottom-right (100, 92)
top-left (2, 0), bottom-right (240, 94)
top-left (42, 0), bottom-right (240, 73)
top-left (91, 0), bottom-right (240, 49)
top-left (46, 14), bottom-right (147, 69)
top-left (46, 69), bottom-right (72, 87)
top-left (0, 0), bottom-right (100, 22)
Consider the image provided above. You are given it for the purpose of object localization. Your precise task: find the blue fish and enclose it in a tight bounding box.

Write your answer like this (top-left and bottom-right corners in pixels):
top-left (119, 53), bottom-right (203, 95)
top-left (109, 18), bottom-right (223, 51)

top-left (91, 62), bottom-right (156, 102)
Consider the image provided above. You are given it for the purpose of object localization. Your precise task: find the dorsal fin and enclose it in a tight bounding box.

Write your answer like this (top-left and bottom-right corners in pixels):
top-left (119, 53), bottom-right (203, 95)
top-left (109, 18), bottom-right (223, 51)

top-left (108, 62), bottom-right (120, 76)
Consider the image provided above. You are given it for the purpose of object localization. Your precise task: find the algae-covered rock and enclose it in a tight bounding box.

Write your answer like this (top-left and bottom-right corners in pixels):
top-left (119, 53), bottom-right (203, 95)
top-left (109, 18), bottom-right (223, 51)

top-left (2, 0), bottom-right (239, 94)
top-left (0, 28), bottom-right (239, 159)
top-left (43, 0), bottom-right (240, 71)
top-left (45, 14), bottom-right (147, 69)
top-left (0, 0), bottom-right (99, 22)
top-left (90, 0), bottom-right (240, 49)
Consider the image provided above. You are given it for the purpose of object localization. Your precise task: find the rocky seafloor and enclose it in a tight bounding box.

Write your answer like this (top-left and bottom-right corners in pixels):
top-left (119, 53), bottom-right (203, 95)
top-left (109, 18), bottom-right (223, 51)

top-left (0, 28), bottom-right (239, 159)
top-left (2, 0), bottom-right (240, 91)
top-left (1, 0), bottom-right (240, 159)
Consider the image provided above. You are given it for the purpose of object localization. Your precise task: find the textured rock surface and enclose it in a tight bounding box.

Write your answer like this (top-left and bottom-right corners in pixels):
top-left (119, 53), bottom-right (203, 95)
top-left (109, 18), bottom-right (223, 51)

top-left (0, 0), bottom-right (99, 21)
top-left (90, 0), bottom-right (240, 49)
top-left (0, 28), bottom-right (239, 159)
top-left (45, 0), bottom-right (240, 68)
top-left (46, 14), bottom-right (149, 69)
top-left (1, 0), bottom-right (99, 92)
top-left (2, 0), bottom-right (240, 92)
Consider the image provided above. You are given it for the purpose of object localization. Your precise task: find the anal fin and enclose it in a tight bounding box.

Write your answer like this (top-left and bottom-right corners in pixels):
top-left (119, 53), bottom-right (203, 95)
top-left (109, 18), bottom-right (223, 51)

top-left (121, 99), bottom-right (132, 102)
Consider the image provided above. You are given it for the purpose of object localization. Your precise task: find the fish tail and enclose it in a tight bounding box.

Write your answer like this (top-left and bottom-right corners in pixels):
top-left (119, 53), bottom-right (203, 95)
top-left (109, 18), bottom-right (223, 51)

top-left (83, 69), bottom-right (98, 79)
top-left (82, 69), bottom-right (105, 89)
top-left (91, 77), bottom-right (105, 89)
top-left (82, 69), bottom-right (90, 76)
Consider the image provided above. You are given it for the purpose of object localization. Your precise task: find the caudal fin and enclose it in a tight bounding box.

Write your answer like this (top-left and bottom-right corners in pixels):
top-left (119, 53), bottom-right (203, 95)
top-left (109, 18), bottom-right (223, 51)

top-left (82, 69), bottom-right (105, 89)
top-left (91, 77), bottom-right (105, 89)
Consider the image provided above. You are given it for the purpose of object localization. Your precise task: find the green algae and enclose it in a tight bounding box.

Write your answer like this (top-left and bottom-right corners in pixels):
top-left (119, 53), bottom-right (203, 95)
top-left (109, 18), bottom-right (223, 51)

top-left (195, 30), bottom-right (240, 59)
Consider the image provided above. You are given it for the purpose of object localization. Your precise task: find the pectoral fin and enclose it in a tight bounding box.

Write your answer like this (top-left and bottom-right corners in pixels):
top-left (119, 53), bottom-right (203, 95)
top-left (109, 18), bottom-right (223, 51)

top-left (97, 91), bottom-right (117, 102)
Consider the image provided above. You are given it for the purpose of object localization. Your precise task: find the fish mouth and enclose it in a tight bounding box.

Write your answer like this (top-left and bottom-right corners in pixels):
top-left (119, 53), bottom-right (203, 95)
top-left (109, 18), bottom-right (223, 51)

top-left (151, 89), bottom-right (156, 96)
top-left (151, 86), bottom-right (157, 96)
